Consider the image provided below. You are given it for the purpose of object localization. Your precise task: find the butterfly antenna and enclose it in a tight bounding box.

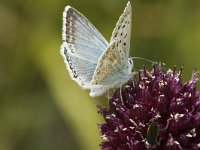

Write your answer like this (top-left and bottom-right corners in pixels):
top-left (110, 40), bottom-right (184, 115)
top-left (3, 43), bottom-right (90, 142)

top-left (131, 57), bottom-right (165, 65)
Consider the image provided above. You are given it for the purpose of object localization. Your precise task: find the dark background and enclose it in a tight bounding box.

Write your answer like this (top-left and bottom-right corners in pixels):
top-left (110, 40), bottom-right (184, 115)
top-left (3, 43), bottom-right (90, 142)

top-left (1, 0), bottom-right (200, 149)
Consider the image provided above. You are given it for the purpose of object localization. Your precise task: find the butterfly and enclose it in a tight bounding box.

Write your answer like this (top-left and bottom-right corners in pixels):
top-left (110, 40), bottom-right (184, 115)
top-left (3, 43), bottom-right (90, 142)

top-left (60, 2), bottom-right (133, 97)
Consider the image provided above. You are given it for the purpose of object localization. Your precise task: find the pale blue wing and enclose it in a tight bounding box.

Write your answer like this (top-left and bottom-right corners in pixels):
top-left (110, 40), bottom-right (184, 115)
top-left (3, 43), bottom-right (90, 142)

top-left (61, 5), bottom-right (109, 88)
top-left (62, 6), bottom-right (108, 62)
top-left (61, 44), bottom-right (97, 88)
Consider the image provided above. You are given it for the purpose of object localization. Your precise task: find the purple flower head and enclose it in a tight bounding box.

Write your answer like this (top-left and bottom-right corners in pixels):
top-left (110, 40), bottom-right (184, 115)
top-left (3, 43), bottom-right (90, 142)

top-left (98, 65), bottom-right (200, 150)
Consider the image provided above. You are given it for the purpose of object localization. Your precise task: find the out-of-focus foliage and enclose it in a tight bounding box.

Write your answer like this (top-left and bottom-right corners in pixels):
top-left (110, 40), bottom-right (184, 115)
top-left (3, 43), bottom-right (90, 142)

top-left (0, 0), bottom-right (200, 150)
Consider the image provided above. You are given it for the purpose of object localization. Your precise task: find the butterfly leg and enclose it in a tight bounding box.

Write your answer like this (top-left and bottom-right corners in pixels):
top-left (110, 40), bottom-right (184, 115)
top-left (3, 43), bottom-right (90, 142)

top-left (132, 81), bottom-right (135, 88)
top-left (120, 86), bottom-right (122, 100)
top-left (119, 80), bottom-right (123, 101)
top-left (106, 89), bottom-right (116, 99)
top-left (106, 90), bottom-right (110, 99)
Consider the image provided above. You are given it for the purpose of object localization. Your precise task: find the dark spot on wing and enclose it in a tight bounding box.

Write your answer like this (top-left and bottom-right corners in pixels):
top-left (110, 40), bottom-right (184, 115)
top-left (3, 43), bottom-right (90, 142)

top-left (124, 33), bottom-right (127, 38)
top-left (64, 49), bottom-right (67, 55)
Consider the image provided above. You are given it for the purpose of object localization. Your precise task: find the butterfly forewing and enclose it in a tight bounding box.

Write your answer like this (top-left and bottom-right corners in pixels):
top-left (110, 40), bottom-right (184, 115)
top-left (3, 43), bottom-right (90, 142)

top-left (110, 2), bottom-right (132, 58)
top-left (62, 6), bottom-right (108, 61)
top-left (91, 2), bottom-right (132, 86)
top-left (61, 6), bottom-right (109, 88)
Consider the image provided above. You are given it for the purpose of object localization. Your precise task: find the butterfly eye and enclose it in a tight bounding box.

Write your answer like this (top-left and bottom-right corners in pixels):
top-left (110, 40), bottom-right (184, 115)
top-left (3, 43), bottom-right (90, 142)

top-left (129, 59), bottom-right (133, 64)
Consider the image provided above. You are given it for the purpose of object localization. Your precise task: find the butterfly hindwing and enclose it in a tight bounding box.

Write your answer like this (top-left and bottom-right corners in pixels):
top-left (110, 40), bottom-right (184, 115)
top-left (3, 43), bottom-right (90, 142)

top-left (91, 41), bottom-right (128, 85)
top-left (61, 45), bottom-right (96, 88)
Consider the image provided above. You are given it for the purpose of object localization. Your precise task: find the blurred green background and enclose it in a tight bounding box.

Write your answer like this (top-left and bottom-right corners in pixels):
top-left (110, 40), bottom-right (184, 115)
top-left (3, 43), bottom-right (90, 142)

top-left (1, 0), bottom-right (200, 150)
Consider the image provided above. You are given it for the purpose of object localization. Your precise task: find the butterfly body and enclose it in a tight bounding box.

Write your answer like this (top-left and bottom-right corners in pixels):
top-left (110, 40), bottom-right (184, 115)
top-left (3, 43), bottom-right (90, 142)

top-left (61, 2), bottom-right (133, 97)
